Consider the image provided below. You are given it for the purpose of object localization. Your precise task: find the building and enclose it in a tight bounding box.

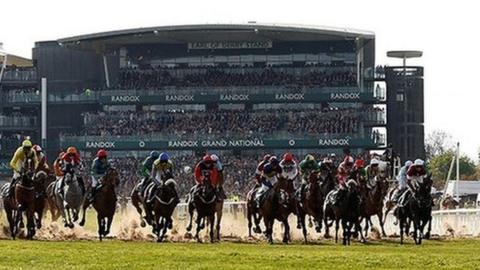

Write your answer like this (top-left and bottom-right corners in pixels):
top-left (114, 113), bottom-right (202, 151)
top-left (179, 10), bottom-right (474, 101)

top-left (1, 23), bottom-right (407, 166)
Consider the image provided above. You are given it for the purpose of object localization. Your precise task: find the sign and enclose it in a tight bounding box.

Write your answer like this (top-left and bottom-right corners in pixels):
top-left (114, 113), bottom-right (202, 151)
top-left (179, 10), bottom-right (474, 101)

top-left (99, 91), bottom-right (375, 105)
top-left (188, 41), bottom-right (273, 50)
top-left (61, 137), bottom-right (378, 151)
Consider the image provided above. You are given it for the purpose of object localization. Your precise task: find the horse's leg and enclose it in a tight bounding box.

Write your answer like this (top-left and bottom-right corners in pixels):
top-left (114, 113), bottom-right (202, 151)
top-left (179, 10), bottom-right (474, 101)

top-left (97, 215), bottom-right (104, 241)
top-left (363, 217), bottom-right (369, 237)
top-left (215, 203), bottom-right (222, 241)
top-left (247, 205), bottom-right (253, 237)
top-left (209, 214), bottom-right (215, 243)
top-left (6, 206), bottom-right (15, 239)
top-left (186, 201), bottom-right (194, 232)
top-left (194, 215), bottom-right (203, 243)
top-left (300, 212), bottom-right (308, 244)
top-left (105, 215), bottom-right (113, 236)
top-left (335, 218), bottom-right (340, 244)
top-left (341, 219), bottom-right (348, 245)
top-left (79, 198), bottom-right (90, 227)
top-left (282, 219), bottom-right (290, 244)
top-left (324, 217), bottom-right (331, 238)
top-left (132, 194), bottom-right (146, 227)
top-left (27, 206), bottom-right (36, 240)
top-left (425, 216), bottom-right (432, 239)
top-left (377, 211), bottom-right (387, 237)
top-left (65, 207), bottom-right (74, 228)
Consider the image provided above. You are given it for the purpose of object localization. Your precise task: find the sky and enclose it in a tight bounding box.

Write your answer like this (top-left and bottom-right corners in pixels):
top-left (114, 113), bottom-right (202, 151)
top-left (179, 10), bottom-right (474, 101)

top-left (1, 0), bottom-right (479, 159)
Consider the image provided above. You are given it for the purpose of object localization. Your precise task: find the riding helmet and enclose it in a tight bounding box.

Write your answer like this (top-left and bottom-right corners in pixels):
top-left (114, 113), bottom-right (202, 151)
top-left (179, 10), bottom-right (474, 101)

top-left (414, 159), bottom-right (424, 166)
top-left (159, 152), bottom-right (169, 162)
top-left (263, 163), bottom-right (274, 174)
top-left (269, 156), bottom-right (279, 166)
top-left (210, 154), bottom-right (219, 162)
top-left (22, 139), bottom-right (32, 148)
top-left (405, 160), bottom-right (413, 167)
top-left (263, 154), bottom-right (271, 161)
top-left (283, 153), bottom-right (293, 162)
top-left (202, 154), bottom-right (213, 163)
top-left (97, 149), bottom-right (107, 158)
top-left (33, 145), bottom-right (42, 152)
top-left (150, 151), bottom-right (160, 159)
top-left (67, 146), bottom-right (78, 155)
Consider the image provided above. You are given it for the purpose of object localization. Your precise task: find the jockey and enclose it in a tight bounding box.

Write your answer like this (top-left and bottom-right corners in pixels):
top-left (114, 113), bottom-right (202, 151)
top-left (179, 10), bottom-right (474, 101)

top-left (8, 139), bottom-right (38, 196)
top-left (255, 163), bottom-right (281, 207)
top-left (211, 154), bottom-right (226, 199)
top-left (139, 151), bottom-right (160, 190)
top-left (279, 153), bottom-right (298, 181)
top-left (89, 149), bottom-right (111, 201)
top-left (298, 154), bottom-right (319, 198)
top-left (254, 154), bottom-right (271, 185)
top-left (33, 145), bottom-right (49, 175)
top-left (61, 146), bottom-right (85, 195)
top-left (53, 151), bottom-right (65, 180)
top-left (351, 159), bottom-right (367, 181)
top-left (194, 154), bottom-right (220, 187)
top-left (365, 158), bottom-right (380, 180)
top-left (336, 155), bottom-right (355, 188)
top-left (406, 159), bottom-right (428, 190)
top-left (394, 160), bottom-right (413, 202)
top-left (148, 152), bottom-right (174, 203)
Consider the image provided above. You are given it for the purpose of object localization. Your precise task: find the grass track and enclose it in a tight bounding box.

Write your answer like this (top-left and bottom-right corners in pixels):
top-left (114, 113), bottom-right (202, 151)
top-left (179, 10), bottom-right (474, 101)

top-left (0, 239), bottom-right (479, 269)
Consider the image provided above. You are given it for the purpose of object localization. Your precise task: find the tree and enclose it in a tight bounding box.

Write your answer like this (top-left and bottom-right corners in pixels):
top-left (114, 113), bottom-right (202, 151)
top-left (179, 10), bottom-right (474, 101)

top-left (425, 130), bottom-right (454, 160)
top-left (428, 151), bottom-right (476, 187)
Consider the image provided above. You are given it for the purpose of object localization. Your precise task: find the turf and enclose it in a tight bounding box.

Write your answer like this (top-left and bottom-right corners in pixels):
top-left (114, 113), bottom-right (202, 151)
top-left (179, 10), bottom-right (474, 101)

top-left (0, 239), bottom-right (479, 269)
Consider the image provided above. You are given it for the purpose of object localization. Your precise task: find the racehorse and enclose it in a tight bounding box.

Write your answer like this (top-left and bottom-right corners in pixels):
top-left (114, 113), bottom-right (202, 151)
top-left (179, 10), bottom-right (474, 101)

top-left (46, 180), bottom-right (62, 221)
top-left (186, 173), bottom-right (217, 243)
top-left (149, 179), bottom-right (179, 242)
top-left (296, 172), bottom-right (325, 243)
top-left (1, 160), bottom-right (36, 240)
top-left (53, 164), bottom-right (83, 228)
top-left (79, 167), bottom-right (120, 241)
top-left (358, 171), bottom-right (390, 238)
top-left (396, 176), bottom-right (433, 245)
top-left (131, 180), bottom-right (150, 228)
top-left (33, 171), bottom-right (50, 229)
top-left (246, 182), bottom-right (263, 237)
top-left (258, 176), bottom-right (296, 244)
top-left (324, 180), bottom-right (365, 245)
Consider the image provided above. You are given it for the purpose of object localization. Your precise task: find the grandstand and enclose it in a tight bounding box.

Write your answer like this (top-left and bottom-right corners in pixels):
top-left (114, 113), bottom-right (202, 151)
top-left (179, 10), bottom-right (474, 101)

top-left (0, 23), bottom-right (425, 197)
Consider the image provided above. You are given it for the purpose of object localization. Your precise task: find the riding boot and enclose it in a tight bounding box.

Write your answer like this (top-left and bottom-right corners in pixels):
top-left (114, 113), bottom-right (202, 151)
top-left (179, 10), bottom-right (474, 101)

top-left (89, 185), bottom-right (100, 204)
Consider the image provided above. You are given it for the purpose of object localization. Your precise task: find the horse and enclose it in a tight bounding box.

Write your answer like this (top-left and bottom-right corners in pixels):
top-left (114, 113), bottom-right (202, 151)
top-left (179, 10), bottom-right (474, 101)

top-left (46, 179), bottom-right (62, 221)
top-left (80, 167), bottom-right (120, 241)
top-left (246, 182), bottom-right (263, 237)
top-left (396, 176), bottom-right (433, 245)
top-left (149, 179), bottom-right (179, 242)
top-left (258, 176), bottom-right (296, 244)
top-left (358, 168), bottom-right (390, 238)
top-left (186, 174), bottom-right (217, 243)
top-left (33, 171), bottom-right (49, 229)
top-left (324, 179), bottom-right (365, 245)
top-left (1, 164), bottom-right (37, 240)
top-left (53, 165), bottom-right (83, 228)
top-left (440, 195), bottom-right (459, 210)
top-left (131, 180), bottom-right (150, 228)
top-left (296, 172), bottom-right (325, 243)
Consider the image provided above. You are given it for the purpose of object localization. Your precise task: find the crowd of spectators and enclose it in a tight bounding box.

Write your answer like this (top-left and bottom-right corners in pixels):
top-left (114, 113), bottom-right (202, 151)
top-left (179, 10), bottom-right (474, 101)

top-left (117, 67), bottom-right (357, 90)
top-left (77, 107), bottom-right (385, 138)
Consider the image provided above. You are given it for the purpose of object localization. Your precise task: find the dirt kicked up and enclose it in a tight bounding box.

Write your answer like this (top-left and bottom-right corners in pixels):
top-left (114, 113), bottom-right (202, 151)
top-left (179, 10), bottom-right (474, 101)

top-left (0, 239), bottom-right (479, 269)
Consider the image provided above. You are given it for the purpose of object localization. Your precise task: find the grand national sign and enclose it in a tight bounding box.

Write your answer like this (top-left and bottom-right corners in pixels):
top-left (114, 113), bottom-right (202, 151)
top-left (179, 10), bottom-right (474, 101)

top-left (188, 41), bottom-right (272, 50)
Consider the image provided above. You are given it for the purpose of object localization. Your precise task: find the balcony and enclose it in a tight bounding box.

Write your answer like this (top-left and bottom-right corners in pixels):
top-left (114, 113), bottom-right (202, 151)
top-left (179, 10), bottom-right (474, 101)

top-left (1, 68), bottom-right (37, 82)
top-left (0, 115), bottom-right (38, 129)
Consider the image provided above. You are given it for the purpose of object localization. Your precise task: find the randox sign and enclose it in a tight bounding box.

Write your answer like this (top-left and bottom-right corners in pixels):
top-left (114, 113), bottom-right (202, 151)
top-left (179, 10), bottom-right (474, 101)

top-left (62, 137), bottom-right (378, 151)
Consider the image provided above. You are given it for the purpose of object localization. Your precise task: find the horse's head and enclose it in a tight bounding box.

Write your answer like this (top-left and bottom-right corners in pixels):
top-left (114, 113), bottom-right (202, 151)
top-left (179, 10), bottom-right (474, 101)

top-left (413, 180), bottom-right (432, 208)
top-left (198, 172), bottom-right (216, 204)
top-left (34, 171), bottom-right (48, 188)
top-left (156, 179), bottom-right (178, 205)
top-left (104, 168), bottom-right (120, 187)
